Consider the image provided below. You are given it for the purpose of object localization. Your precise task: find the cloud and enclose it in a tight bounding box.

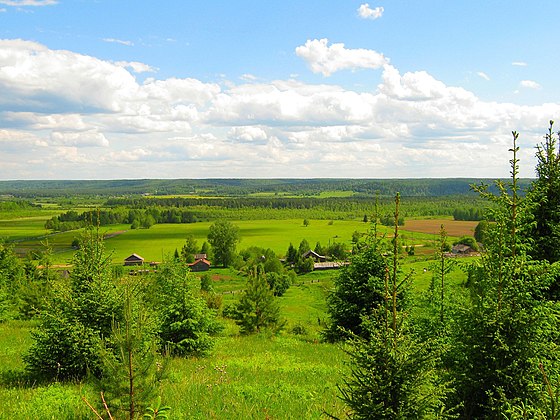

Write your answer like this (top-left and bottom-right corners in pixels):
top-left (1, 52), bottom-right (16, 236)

top-left (1, 38), bottom-right (559, 179)
top-left (0, 0), bottom-right (56, 5)
top-left (357, 3), bottom-right (384, 20)
top-left (512, 61), bottom-right (527, 67)
top-left (102, 38), bottom-right (134, 47)
top-left (295, 38), bottom-right (388, 76)
top-left (477, 71), bottom-right (490, 81)
top-left (228, 126), bottom-right (268, 143)
top-left (50, 130), bottom-right (109, 147)
top-left (115, 61), bottom-right (157, 73)
top-left (520, 80), bottom-right (541, 89)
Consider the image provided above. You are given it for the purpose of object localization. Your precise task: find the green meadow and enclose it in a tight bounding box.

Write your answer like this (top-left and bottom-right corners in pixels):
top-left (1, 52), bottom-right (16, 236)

top-left (5, 214), bottom-right (458, 265)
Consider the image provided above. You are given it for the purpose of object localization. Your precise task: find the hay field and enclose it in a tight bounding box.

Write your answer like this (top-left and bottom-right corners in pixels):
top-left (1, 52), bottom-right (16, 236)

top-left (403, 219), bottom-right (478, 237)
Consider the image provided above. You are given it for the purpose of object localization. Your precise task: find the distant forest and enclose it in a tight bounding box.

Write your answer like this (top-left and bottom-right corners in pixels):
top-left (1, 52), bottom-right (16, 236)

top-left (0, 178), bottom-right (534, 198)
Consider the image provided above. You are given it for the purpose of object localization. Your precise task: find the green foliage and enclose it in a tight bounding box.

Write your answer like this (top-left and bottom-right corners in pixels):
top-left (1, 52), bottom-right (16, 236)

top-left (452, 206), bottom-right (484, 221)
top-left (153, 260), bottom-right (223, 356)
top-left (286, 243), bottom-right (297, 264)
top-left (453, 235), bottom-right (479, 251)
top-left (143, 396), bottom-right (171, 419)
top-left (449, 133), bottom-right (560, 417)
top-left (24, 227), bottom-right (122, 380)
top-left (265, 272), bottom-right (292, 297)
top-left (340, 314), bottom-right (448, 419)
top-left (527, 121), bottom-right (560, 299)
top-left (207, 220), bottom-right (240, 267)
top-left (295, 256), bottom-right (314, 274)
top-left (0, 242), bottom-right (25, 321)
top-left (199, 273), bottom-right (213, 292)
top-left (231, 269), bottom-right (282, 334)
top-left (324, 240), bottom-right (387, 342)
top-left (180, 234), bottom-right (198, 262)
top-left (339, 194), bottom-right (448, 419)
top-left (99, 283), bottom-right (165, 419)
top-left (474, 219), bottom-right (488, 244)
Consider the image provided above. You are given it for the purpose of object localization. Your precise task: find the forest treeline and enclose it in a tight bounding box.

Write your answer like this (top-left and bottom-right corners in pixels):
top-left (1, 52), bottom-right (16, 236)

top-left (0, 177), bottom-right (533, 198)
top-left (43, 195), bottom-right (486, 231)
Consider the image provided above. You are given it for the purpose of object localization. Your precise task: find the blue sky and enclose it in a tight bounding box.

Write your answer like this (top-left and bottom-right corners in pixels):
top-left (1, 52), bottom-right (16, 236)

top-left (1, 0), bottom-right (559, 179)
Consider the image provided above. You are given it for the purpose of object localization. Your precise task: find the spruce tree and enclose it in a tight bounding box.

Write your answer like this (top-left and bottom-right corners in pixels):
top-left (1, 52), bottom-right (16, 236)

top-left (527, 121), bottom-right (560, 298)
top-left (338, 194), bottom-right (448, 419)
top-left (25, 226), bottom-right (122, 380)
top-left (232, 267), bottom-right (282, 334)
top-left (450, 132), bottom-right (557, 417)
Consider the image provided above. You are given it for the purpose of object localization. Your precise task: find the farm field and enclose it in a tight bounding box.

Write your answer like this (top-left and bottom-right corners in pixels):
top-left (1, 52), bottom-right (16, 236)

top-left (5, 215), bottom-right (471, 265)
top-left (403, 219), bottom-right (478, 237)
top-left (0, 186), bottom-right (486, 419)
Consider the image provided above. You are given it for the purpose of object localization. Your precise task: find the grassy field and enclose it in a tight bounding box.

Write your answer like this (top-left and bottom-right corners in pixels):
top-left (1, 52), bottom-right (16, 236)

top-left (0, 271), bottom-right (349, 419)
top-left (4, 215), bottom-right (473, 266)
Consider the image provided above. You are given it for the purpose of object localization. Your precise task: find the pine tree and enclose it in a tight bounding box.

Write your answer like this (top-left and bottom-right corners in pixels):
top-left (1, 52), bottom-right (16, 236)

top-left (232, 267), bottom-right (282, 334)
top-left (99, 282), bottom-right (165, 419)
top-left (338, 194), bottom-right (448, 419)
top-left (25, 226), bottom-right (122, 380)
top-left (450, 131), bottom-right (557, 417)
top-left (527, 121), bottom-right (560, 298)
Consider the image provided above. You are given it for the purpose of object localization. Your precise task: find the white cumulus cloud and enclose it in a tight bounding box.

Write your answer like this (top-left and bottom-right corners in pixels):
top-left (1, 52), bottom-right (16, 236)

top-left (520, 80), bottom-right (541, 89)
top-left (1, 38), bottom-right (559, 179)
top-left (357, 3), bottom-right (384, 20)
top-left (295, 38), bottom-right (388, 76)
top-left (115, 61), bottom-right (157, 74)
top-left (0, 0), bottom-right (56, 5)
top-left (477, 71), bottom-right (490, 81)
top-left (103, 38), bottom-right (134, 47)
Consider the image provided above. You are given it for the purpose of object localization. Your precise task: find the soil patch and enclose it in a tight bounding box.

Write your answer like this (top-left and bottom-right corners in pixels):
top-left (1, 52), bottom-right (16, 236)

top-left (404, 219), bottom-right (478, 237)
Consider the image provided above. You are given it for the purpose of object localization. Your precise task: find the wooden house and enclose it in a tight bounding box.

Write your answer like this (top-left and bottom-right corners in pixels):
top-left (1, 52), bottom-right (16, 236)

top-left (189, 258), bottom-right (211, 272)
top-left (124, 253), bottom-right (145, 266)
top-left (302, 250), bottom-right (326, 262)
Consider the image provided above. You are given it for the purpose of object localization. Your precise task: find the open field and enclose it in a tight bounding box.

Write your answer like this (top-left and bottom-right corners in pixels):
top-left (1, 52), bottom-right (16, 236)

top-left (5, 215), bottom-right (466, 265)
top-left (402, 219), bottom-right (478, 237)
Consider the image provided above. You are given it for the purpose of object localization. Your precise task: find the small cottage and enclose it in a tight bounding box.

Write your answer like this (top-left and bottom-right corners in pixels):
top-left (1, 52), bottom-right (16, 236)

top-left (189, 258), bottom-right (211, 272)
top-left (451, 244), bottom-right (473, 255)
top-left (124, 253), bottom-right (145, 266)
top-left (302, 250), bottom-right (326, 262)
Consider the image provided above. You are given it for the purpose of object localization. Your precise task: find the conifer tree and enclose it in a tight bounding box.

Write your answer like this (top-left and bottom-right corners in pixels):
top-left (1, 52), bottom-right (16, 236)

top-left (232, 267), bottom-right (282, 334)
top-left (339, 193), bottom-right (448, 419)
top-left (450, 131), bottom-right (557, 417)
top-left (25, 226), bottom-right (122, 380)
top-left (527, 121), bottom-right (560, 298)
top-left (99, 282), bottom-right (165, 419)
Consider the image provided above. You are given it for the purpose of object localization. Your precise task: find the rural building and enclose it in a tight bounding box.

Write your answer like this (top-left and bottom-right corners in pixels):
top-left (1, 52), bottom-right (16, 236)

top-left (194, 253), bottom-right (207, 260)
top-left (451, 244), bottom-right (474, 255)
top-left (189, 258), bottom-right (211, 272)
top-left (302, 250), bottom-right (326, 262)
top-left (124, 253), bottom-right (145, 266)
top-left (313, 261), bottom-right (350, 270)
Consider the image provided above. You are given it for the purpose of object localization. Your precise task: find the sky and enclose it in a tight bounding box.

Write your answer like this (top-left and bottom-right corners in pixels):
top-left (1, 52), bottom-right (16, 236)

top-left (1, 0), bottom-right (559, 180)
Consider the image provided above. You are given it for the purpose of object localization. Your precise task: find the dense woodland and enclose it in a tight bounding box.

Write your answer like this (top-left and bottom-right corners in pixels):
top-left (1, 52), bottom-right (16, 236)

top-left (0, 124), bottom-right (559, 418)
top-left (0, 177), bottom-right (532, 198)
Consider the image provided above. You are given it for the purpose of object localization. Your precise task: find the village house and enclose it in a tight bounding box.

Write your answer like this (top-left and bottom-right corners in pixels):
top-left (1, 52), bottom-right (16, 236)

top-left (451, 244), bottom-right (474, 255)
top-left (124, 253), bottom-right (145, 266)
top-left (302, 250), bottom-right (326, 262)
top-left (188, 258), bottom-right (211, 272)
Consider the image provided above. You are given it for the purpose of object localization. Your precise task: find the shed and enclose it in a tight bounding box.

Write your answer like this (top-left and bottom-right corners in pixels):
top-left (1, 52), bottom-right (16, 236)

top-left (451, 244), bottom-right (473, 255)
top-left (302, 250), bottom-right (326, 262)
top-left (189, 258), bottom-right (211, 272)
top-left (124, 253), bottom-right (145, 266)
